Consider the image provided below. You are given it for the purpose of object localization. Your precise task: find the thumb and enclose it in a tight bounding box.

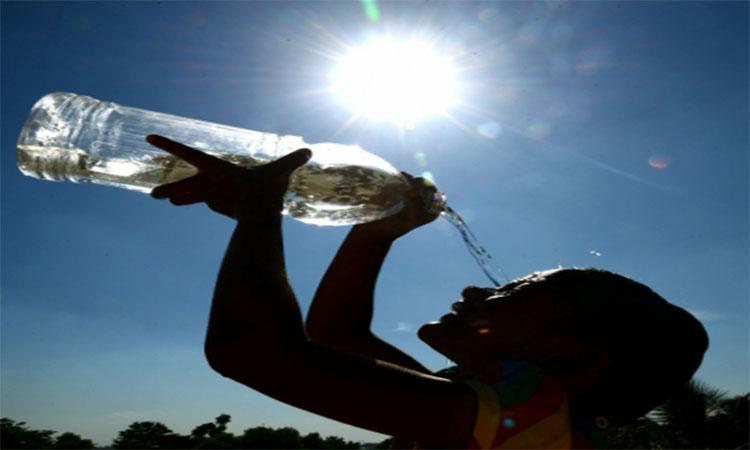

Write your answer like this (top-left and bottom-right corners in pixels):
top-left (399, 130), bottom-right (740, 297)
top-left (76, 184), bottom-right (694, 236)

top-left (272, 148), bottom-right (312, 174)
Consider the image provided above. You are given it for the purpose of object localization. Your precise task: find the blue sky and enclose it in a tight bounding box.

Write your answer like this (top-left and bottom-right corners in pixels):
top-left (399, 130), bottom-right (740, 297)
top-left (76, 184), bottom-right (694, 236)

top-left (1, 1), bottom-right (748, 446)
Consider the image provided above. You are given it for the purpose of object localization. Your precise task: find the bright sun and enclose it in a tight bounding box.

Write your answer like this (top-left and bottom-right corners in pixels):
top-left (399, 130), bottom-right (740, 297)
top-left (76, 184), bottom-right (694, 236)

top-left (333, 37), bottom-right (457, 127)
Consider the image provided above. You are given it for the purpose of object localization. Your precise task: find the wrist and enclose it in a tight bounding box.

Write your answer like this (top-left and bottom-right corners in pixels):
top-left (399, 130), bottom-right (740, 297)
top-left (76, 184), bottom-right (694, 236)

top-left (350, 222), bottom-right (403, 242)
top-left (236, 208), bottom-right (283, 226)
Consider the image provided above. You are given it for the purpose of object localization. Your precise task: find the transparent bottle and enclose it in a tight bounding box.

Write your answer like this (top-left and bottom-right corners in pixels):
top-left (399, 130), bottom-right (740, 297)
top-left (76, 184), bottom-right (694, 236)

top-left (16, 92), bottom-right (413, 226)
top-left (16, 92), bottom-right (511, 286)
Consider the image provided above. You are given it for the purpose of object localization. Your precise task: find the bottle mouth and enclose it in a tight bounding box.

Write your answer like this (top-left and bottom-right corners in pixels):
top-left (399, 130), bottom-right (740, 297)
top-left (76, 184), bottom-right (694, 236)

top-left (16, 92), bottom-right (76, 147)
top-left (16, 92), bottom-right (98, 150)
top-left (428, 191), bottom-right (447, 214)
top-left (16, 92), bottom-right (95, 181)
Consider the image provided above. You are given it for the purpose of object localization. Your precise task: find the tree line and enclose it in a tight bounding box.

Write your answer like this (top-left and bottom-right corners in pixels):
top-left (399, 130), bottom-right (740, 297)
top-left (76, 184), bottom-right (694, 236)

top-left (2, 380), bottom-right (747, 449)
top-left (0, 414), bottom-right (375, 449)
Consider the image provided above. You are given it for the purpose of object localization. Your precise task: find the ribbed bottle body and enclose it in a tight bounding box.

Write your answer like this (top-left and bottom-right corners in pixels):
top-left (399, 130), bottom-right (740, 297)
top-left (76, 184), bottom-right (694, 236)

top-left (17, 92), bottom-right (409, 226)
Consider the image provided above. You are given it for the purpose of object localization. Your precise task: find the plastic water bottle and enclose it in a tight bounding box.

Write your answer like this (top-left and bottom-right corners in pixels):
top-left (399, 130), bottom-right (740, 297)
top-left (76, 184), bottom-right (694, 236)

top-left (16, 92), bottom-right (511, 285)
top-left (15, 92), bottom-right (417, 226)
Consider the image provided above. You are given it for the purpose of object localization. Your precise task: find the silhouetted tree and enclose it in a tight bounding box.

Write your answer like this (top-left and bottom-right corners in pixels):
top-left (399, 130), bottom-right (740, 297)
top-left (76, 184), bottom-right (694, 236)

top-left (0, 419), bottom-right (95, 449)
top-left (238, 426), bottom-right (300, 449)
top-left (300, 432), bottom-right (326, 449)
top-left (607, 379), bottom-right (749, 449)
top-left (714, 393), bottom-right (749, 449)
top-left (321, 435), bottom-right (360, 449)
top-left (111, 415), bottom-right (367, 449)
top-left (111, 421), bottom-right (190, 449)
top-left (238, 426), bottom-right (277, 449)
top-left (655, 379), bottom-right (726, 447)
top-left (606, 416), bottom-right (672, 449)
top-left (235, 426), bottom-right (360, 449)
top-left (273, 427), bottom-right (303, 449)
top-left (191, 414), bottom-right (237, 449)
top-left (370, 437), bottom-right (396, 449)
top-left (655, 379), bottom-right (750, 449)
top-left (0, 419), bottom-right (56, 449)
top-left (215, 414), bottom-right (231, 431)
top-left (52, 432), bottom-right (95, 449)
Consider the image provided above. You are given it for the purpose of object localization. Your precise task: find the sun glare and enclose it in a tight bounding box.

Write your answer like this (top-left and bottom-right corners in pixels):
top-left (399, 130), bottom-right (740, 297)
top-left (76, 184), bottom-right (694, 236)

top-left (333, 37), bottom-right (457, 127)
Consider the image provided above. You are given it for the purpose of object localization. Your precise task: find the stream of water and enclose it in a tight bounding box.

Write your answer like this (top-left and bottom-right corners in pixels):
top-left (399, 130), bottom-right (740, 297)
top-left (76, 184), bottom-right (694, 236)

top-left (440, 205), bottom-right (510, 287)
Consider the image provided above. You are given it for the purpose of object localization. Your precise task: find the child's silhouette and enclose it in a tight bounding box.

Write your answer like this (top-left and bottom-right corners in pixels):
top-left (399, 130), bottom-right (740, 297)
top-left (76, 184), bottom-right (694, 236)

top-left (147, 135), bottom-right (708, 449)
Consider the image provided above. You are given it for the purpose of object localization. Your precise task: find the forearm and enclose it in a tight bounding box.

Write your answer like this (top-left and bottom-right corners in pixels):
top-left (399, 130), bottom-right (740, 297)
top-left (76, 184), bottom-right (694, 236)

top-left (307, 174), bottom-right (438, 341)
top-left (306, 225), bottom-right (430, 372)
top-left (306, 224), bottom-right (394, 337)
top-left (145, 139), bottom-right (314, 371)
top-left (205, 214), bottom-right (307, 364)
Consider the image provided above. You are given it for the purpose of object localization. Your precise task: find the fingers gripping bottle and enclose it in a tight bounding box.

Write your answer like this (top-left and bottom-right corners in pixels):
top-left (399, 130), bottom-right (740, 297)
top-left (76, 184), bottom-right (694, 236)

top-left (16, 92), bottom-right (429, 226)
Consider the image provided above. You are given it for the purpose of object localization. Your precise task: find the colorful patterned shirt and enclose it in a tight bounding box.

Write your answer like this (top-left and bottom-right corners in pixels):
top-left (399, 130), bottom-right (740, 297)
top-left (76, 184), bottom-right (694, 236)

top-left (462, 360), bottom-right (604, 449)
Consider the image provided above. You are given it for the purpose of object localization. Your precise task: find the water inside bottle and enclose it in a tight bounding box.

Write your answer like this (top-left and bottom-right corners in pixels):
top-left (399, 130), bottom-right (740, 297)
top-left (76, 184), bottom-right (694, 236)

top-left (440, 206), bottom-right (509, 287)
top-left (284, 162), bottom-right (407, 226)
top-left (17, 144), bottom-right (203, 192)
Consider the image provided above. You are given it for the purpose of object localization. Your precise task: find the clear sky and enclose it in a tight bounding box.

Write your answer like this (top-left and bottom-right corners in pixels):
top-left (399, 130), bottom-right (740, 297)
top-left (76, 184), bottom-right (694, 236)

top-left (1, 1), bottom-right (748, 446)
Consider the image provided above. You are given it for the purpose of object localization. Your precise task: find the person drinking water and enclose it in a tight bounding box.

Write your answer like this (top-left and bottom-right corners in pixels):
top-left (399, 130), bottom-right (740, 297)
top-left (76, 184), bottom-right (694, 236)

top-left (147, 134), bottom-right (708, 449)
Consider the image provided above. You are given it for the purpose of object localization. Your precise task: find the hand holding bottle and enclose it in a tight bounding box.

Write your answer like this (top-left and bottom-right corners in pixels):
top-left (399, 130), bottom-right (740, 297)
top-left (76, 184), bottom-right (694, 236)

top-left (353, 173), bottom-right (442, 239)
top-left (147, 135), bottom-right (312, 221)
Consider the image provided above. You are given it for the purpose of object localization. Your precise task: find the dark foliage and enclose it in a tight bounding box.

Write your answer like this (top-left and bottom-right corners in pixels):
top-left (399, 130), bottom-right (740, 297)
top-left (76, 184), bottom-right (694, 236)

top-left (606, 380), bottom-right (749, 449)
top-left (111, 421), bottom-right (191, 449)
top-left (52, 433), bottom-right (97, 450)
top-left (0, 419), bottom-right (94, 449)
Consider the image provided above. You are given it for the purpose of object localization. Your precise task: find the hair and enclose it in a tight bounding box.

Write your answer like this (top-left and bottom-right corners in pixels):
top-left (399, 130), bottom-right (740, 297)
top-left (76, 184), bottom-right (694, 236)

top-left (518, 268), bottom-right (709, 426)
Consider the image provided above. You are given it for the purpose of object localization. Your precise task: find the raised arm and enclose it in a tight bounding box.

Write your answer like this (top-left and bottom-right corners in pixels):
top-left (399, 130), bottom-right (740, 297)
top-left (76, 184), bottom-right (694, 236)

top-left (306, 175), bottom-right (440, 373)
top-left (147, 136), bottom-right (475, 446)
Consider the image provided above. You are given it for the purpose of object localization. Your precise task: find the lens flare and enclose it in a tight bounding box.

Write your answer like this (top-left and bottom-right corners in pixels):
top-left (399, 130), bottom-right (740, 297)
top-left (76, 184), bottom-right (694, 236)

top-left (526, 122), bottom-right (551, 139)
top-left (477, 121), bottom-right (502, 139)
top-left (502, 418), bottom-right (517, 428)
top-left (414, 152), bottom-right (428, 167)
top-left (648, 154), bottom-right (670, 169)
top-left (360, 0), bottom-right (380, 22)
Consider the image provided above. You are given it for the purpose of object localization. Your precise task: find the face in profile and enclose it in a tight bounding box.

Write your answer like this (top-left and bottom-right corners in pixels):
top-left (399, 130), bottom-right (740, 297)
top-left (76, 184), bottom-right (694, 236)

top-left (418, 280), bottom-right (590, 373)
